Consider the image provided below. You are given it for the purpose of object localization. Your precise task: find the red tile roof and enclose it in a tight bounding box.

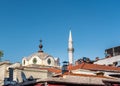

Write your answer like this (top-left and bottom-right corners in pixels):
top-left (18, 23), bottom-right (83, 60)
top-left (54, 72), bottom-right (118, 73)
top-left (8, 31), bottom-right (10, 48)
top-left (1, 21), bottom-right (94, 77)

top-left (68, 63), bottom-right (120, 72)
top-left (47, 67), bottom-right (61, 73)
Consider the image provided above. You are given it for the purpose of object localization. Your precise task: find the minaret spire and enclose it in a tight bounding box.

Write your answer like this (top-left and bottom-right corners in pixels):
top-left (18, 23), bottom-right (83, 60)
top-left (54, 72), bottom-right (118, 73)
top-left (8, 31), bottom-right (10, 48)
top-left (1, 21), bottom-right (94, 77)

top-left (68, 30), bottom-right (74, 65)
top-left (69, 30), bottom-right (72, 41)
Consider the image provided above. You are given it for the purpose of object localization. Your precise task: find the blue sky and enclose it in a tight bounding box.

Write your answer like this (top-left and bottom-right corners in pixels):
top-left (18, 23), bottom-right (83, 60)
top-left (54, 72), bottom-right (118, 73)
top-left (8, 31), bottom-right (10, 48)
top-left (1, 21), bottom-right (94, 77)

top-left (0, 0), bottom-right (120, 64)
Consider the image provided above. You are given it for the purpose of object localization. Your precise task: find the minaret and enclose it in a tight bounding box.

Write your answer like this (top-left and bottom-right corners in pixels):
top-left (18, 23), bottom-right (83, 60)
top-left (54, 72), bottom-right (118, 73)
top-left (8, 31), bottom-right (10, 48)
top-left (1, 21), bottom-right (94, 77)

top-left (68, 30), bottom-right (74, 64)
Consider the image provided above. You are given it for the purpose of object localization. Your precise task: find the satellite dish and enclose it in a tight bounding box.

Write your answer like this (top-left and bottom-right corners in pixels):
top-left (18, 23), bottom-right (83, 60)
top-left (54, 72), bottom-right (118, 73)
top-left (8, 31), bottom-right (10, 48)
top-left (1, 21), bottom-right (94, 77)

top-left (21, 72), bottom-right (27, 82)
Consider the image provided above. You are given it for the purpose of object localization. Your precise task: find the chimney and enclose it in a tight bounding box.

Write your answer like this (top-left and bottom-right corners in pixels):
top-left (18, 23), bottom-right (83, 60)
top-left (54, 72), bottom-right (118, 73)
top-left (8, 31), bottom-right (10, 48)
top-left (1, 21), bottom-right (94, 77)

top-left (62, 61), bottom-right (68, 74)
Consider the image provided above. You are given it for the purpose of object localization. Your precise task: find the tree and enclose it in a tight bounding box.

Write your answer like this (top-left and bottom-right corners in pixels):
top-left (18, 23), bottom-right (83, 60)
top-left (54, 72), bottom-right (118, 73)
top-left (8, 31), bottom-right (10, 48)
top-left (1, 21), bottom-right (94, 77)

top-left (0, 50), bottom-right (3, 62)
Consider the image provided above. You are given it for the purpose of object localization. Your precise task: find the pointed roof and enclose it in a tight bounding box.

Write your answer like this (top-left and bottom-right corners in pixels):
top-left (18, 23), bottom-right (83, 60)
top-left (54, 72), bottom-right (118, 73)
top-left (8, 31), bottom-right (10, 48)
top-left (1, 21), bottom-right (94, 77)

top-left (69, 30), bottom-right (72, 41)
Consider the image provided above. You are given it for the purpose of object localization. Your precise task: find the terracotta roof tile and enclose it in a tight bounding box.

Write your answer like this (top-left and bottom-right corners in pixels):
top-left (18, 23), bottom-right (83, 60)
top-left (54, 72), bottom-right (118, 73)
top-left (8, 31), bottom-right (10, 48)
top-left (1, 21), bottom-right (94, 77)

top-left (68, 63), bottom-right (120, 72)
top-left (48, 67), bottom-right (61, 73)
top-left (32, 67), bottom-right (61, 74)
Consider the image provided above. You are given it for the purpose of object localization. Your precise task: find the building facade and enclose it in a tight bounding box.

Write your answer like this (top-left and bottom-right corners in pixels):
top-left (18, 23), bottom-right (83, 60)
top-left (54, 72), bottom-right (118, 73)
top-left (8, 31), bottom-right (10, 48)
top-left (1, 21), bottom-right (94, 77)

top-left (94, 46), bottom-right (120, 66)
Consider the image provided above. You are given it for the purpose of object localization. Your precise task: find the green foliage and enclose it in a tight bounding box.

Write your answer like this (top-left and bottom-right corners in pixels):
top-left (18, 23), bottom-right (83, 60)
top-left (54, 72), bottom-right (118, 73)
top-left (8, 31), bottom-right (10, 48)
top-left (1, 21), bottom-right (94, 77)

top-left (0, 50), bottom-right (3, 62)
top-left (0, 51), bottom-right (3, 57)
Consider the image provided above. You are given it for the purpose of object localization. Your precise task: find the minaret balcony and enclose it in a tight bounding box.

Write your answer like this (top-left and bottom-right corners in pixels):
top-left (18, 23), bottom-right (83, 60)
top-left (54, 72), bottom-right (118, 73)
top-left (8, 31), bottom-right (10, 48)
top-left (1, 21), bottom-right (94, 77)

top-left (68, 48), bottom-right (74, 52)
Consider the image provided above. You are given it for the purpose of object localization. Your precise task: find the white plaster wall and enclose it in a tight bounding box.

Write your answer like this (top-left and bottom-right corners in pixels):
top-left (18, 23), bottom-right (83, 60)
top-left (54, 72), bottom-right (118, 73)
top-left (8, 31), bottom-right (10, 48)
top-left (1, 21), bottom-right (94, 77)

top-left (22, 58), bottom-right (29, 66)
top-left (94, 55), bottom-right (120, 65)
top-left (7, 62), bottom-right (21, 70)
top-left (28, 56), bottom-right (42, 65)
top-left (0, 62), bottom-right (10, 86)
top-left (72, 68), bottom-right (120, 78)
top-left (14, 68), bottom-right (49, 82)
top-left (22, 56), bottom-right (57, 67)
top-left (0, 65), bottom-right (7, 80)
top-left (0, 62), bottom-right (10, 81)
top-left (72, 69), bottom-right (96, 75)
top-left (43, 57), bottom-right (55, 66)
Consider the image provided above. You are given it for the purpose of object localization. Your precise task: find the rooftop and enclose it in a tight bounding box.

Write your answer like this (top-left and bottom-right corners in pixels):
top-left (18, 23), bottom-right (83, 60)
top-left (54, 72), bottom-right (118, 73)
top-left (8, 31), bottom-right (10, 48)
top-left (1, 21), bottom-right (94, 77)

top-left (68, 62), bottom-right (120, 72)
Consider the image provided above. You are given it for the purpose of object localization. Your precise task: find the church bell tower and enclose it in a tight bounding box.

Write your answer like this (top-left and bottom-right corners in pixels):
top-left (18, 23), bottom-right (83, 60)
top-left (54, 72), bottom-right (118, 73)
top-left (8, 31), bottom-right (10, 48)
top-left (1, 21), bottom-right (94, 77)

top-left (68, 30), bottom-right (74, 65)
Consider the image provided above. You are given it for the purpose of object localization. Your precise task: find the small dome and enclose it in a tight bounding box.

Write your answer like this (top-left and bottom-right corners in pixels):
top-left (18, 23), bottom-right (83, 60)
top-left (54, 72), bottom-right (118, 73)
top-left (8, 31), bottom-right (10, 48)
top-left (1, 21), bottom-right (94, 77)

top-left (22, 40), bottom-right (60, 67)
top-left (26, 52), bottom-right (53, 60)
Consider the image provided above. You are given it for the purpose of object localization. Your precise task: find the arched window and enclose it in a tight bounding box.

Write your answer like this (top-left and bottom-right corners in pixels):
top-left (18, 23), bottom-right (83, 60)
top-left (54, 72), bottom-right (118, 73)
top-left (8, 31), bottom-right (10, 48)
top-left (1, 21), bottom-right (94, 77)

top-left (23, 60), bottom-right (25, 65)
top-left (33, 58), bottom-right (37, 64)
top-left (47, 58), bottom-right (51, 65)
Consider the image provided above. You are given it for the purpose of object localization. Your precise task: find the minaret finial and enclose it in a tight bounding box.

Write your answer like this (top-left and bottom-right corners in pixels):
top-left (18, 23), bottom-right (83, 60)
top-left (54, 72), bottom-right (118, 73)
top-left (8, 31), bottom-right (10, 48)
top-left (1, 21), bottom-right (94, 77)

top-left (38, 39), bottom-right (43, 52)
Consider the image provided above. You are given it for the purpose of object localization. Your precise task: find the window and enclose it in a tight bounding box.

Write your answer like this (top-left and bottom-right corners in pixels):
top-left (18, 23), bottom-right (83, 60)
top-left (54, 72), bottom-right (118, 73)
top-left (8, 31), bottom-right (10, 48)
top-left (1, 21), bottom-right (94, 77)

top-left (33, 58), bottom-right (37, 64)
top-left (47, 58), bottom-right (51, 65)
top-left (23, 60), bottom-right (25, 65)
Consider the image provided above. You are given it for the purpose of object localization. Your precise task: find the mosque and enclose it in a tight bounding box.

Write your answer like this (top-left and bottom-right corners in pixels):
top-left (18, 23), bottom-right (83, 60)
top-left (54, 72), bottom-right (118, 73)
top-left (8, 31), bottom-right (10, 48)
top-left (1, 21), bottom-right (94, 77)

top-left (0, 30), bottom-right (74, 85)
top-left (22, 30), bottom-right (74, 67)
top-left (22, 40), bottom-right (60, 67)
top-left (2, 30), bottom-right (120, 86)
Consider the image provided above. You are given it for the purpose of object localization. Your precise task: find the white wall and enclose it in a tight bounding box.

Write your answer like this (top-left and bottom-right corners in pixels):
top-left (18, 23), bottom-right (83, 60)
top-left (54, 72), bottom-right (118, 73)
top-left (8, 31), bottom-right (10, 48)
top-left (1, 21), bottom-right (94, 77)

top-left (94, 55), bottom-right (120, 65)
top-left (14, 68), bottom-right (50, 82)
top-left (43, 56), bottom-right (55, 66)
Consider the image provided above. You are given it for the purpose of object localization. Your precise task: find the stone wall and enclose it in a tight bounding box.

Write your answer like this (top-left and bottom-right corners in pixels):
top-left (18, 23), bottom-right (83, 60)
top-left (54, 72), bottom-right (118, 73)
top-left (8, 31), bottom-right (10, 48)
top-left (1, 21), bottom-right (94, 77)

top-left (13, 67), bottom-right (52, 82)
